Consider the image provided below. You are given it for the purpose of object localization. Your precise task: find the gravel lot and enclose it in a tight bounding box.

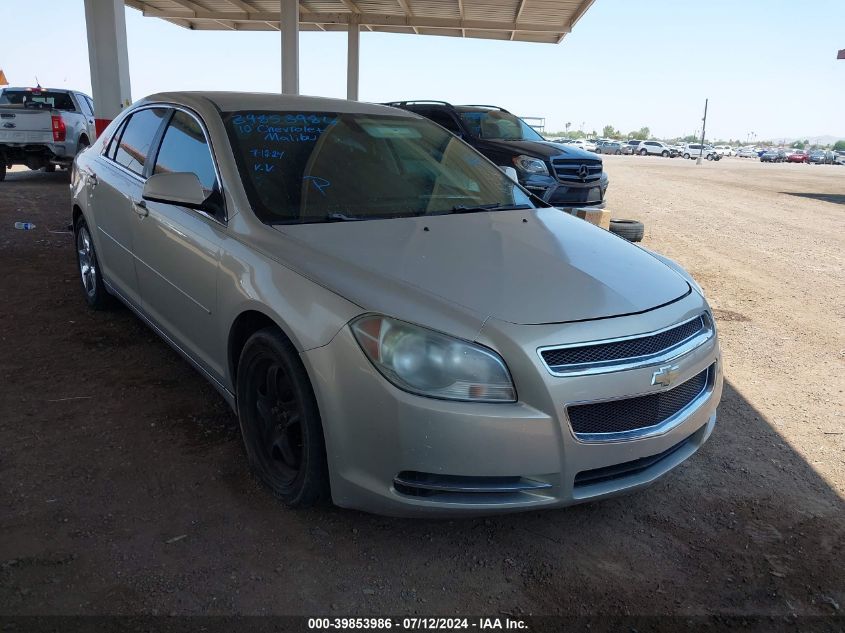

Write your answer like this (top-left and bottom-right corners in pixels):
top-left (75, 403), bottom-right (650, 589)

top-left (1, 157), bottom-right (843, 618)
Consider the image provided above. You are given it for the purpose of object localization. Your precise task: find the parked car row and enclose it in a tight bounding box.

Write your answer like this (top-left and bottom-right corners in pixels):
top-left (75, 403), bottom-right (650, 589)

top-left (734, 145), bottom-right (842, 164)
top-left (552, 138), bottom-right (726, 161)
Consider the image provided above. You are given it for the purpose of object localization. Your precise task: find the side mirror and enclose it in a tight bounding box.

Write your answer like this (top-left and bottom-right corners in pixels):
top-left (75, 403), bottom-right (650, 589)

top-left (499, 166), bottom-right (519, 183)
top-left (143, 172), bottom-right (207, 208)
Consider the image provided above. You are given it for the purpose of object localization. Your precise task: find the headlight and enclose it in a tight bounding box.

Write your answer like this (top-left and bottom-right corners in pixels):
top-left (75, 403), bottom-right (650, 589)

top-left (351, 315), bottom-right (516, 403)
top-left (512, 155), bottom-right (549, 175)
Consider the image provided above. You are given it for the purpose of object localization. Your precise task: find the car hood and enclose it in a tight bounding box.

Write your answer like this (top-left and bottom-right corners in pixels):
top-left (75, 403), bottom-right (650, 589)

top-left (273, 208), bottom-right (689, 326)
top-left (477, 138), bottom-right (598, 160)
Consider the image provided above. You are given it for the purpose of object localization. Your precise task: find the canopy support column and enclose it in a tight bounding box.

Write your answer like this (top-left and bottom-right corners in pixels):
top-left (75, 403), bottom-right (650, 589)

top-left (280, 0), bottom-right (300, 94)
top-left (347, 16), bottom-right (360, 101)
top-left (84, 0), bottom-right (132, 138)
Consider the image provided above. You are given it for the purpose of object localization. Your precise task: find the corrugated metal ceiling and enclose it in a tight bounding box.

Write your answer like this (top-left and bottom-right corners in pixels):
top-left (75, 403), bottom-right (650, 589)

top-left (124, 0), bottom-right (596, 44)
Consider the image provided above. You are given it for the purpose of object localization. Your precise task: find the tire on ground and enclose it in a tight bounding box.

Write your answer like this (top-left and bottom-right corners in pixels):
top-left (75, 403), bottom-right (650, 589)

top-left (236, 328), bottom-right (330, 508)
top-left (74, 215), bottom-right (114, 310)
top-left (609, 219), bottom-right (645, 242)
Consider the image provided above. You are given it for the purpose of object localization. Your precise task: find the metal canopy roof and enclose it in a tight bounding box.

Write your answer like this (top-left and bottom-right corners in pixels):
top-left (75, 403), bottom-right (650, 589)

top-left (125, 0), bottom-right (596, 44)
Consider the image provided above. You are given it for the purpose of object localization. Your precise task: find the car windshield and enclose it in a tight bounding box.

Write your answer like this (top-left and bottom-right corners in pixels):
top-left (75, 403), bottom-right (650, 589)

top-left (0, 89), bottom-right (75, 110)
top-left (223, 111), bottom-right (536, 224)
top-left (456, 109), bottom-right (545, 142)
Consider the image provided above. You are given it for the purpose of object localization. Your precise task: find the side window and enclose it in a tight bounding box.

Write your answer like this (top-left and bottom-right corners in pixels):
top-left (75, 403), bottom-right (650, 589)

top-left (153, 110), bottom-right (218, 195)
top-left (113, 108), bottom-right (168, 175)
top-left (77, 94), bottom-right (93, 117)
top-left (104, 118), bottom-right (127, 159)
top-left (426, 110), bottom-right (462, 136)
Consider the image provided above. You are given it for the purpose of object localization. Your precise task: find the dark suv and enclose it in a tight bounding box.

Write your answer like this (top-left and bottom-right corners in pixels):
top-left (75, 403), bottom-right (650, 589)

top-left (384, 101), bottom-right (608, 209)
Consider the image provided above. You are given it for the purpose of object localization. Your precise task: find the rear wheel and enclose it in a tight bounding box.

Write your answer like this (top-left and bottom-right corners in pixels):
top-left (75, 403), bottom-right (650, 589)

top-left (661, 150), bottom-right (669, 157)
top-left (639, 148), bottom-right (648, 156)
top-left (683, 153), bottom-right (690, 159)
top-left (74, 216), bottom-right (113, 310)
top-left (236, 328), bottom-right (329, 508)
top-left (615, 150), bottom-right (621, 155)
top-left (609, 219), bottom-right (645, 242)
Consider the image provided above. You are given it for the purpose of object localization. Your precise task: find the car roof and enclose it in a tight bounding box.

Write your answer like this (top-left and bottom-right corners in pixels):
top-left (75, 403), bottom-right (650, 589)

top-left (140, 91), bottom-right (415, 118)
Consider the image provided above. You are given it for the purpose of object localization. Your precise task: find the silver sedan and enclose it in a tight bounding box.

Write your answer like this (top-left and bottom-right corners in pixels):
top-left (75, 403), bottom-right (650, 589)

top-left (71, 92), bottom-right (722, 516)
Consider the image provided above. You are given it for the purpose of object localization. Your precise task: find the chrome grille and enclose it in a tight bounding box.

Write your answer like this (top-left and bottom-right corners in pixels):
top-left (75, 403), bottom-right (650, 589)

top-left (551, 157), bottom-right (603, 182)
top-left (567, 365), bottom-right (712, 437)
top-left (541, 315), bottom-right (706, 371)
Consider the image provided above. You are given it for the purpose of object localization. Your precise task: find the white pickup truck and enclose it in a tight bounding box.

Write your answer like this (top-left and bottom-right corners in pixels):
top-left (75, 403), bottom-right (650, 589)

top-left (0, 87), bottom-right (95, 181)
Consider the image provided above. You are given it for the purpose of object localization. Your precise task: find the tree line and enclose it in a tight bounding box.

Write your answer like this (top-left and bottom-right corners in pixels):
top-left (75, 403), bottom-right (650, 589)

top-left (545, 123), bottom-right (843, 150)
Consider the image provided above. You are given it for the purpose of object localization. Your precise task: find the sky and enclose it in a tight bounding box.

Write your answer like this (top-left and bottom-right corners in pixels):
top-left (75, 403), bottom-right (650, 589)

top-left (1, 0), bottom-right (843, 142)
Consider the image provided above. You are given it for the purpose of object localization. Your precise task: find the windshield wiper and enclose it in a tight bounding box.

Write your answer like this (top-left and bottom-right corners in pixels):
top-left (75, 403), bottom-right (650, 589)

top-left (325, 212), bottom-right (364, 222)
top-left (449, 203), bottom-right (531, 214)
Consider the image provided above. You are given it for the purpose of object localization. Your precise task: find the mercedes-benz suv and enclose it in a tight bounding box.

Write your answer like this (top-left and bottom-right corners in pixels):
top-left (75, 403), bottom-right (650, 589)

top-left (385, 101), bottom-right (609, 210)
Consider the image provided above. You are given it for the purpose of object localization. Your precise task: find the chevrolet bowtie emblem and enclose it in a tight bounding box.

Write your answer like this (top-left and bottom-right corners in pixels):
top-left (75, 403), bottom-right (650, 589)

top-left (652, 364), bottom-right (680, 387)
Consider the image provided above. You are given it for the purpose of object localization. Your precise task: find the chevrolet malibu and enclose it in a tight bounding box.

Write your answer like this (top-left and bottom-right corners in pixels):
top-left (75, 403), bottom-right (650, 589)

top-left (71, 92), bottom-right (723, 516)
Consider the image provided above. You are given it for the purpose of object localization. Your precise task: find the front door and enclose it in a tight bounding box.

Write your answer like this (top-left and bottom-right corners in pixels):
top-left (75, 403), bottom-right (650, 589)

top-left (131, 109), bottom-right (227, 379)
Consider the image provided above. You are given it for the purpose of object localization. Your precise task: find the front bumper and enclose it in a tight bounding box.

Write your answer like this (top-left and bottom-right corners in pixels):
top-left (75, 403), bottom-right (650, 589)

top-left (521, 173), bottom-right (607, 209)
top-left (303, 292), bottom-right (723, 517)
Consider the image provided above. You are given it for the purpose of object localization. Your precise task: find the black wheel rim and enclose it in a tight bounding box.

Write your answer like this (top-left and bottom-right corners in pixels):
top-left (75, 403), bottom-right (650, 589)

top-left (247, 355), bottom-right (304, 487)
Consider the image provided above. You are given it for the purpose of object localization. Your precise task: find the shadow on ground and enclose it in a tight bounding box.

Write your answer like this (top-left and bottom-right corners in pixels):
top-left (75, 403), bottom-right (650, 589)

top-left (0, 172), bottom-right (842, 618)
top-left (779, 191), bottom-right (845, 206)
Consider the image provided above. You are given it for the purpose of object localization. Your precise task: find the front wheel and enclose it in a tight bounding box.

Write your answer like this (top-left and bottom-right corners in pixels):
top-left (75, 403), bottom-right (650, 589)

top-left (661, 150), bottom-right (669, 157)
top-left (236, 328), bottom-right (329, 508)
top-left (75, 216), bottom-right (113, 309)
top-left (683, 153), bottom-right (690, 159)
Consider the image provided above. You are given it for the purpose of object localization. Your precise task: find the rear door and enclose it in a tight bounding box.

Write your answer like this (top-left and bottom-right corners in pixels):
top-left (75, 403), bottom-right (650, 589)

top-left (74, 93), bottom-right (96, 143)
top-left (131, 108), bottom-right (227, 378)
top-left (88, 106), bottom-right (169, 305)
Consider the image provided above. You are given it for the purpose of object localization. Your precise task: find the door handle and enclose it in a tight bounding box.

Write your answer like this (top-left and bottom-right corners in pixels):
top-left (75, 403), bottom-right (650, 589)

top-left (133, 199), bottom-right (148, 218)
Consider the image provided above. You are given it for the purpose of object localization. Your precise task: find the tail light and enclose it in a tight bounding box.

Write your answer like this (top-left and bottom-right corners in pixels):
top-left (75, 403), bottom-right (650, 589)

top-left (51, 115), bottom-right (66, 142)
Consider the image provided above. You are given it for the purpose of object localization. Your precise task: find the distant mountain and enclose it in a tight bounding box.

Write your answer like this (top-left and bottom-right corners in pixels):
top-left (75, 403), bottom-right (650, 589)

top-left (768, 134), bottom-right (842, 145)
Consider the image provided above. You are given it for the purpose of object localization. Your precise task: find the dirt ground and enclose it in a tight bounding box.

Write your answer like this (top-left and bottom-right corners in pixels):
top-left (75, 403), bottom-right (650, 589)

top-left (1, 157), bottom-right (843, 618)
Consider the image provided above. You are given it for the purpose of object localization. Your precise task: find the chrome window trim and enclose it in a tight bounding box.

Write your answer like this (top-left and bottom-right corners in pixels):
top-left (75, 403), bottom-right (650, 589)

top-left (565, 363), bottom-right (716, 444)
top-left (97, 102), bottom-right (228, 226)
top-left (537, 313), bottom-right (713, 377)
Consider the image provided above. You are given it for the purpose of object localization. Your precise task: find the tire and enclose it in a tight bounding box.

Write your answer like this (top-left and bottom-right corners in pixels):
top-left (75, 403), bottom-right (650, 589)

top-left (683, 153), bottom-right (690, 159)
top-left (609, 219), bottom-right (645, 242)
top-left (236, 328), bottom-right (329, 508)
top-left (43, 164), bottom-right (56, 173)
top-left (74, 216), bottom-right (113, 310)
top-left (661, 150), bottom-right (669, 157)
top-left (706, 154), bottom-right (714, 161)
top-left (639, 149), bottom-right (647, 156)
top-left (0, 161), bottom-right (5, 182)
top-left (615, 150), bottom-right (621, 155)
